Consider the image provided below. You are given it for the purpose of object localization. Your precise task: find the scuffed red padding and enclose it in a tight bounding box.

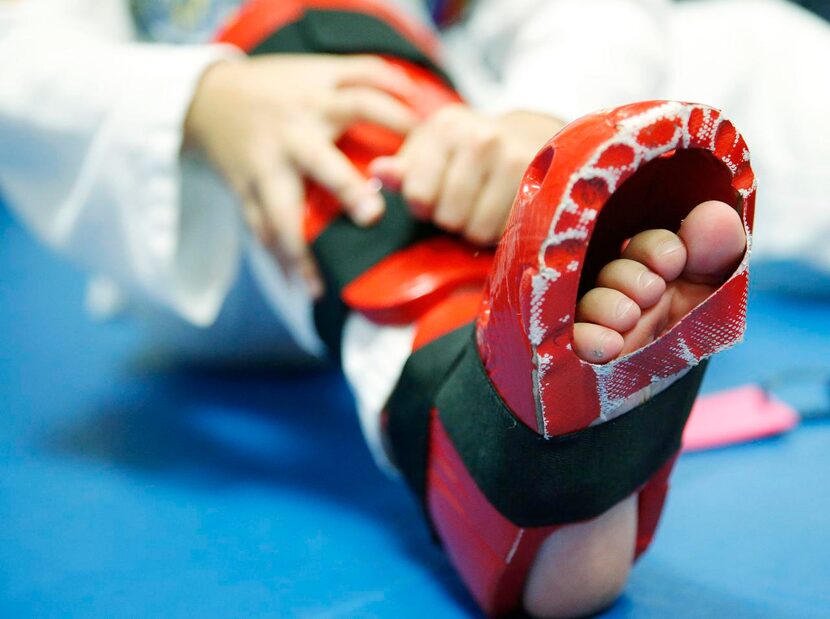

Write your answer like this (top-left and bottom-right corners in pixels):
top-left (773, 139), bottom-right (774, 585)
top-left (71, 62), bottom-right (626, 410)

top-left (479, 101), bottom-right (756, 436)
top-left (343, 238), bottom-right (492, 325)
top-left (430, 416), bottom-right (681, 614)
top-left (635, 456), bottom-right (677, 558)
top-left (428, 412), bottom-right (559, 615)
top-left (412, 288), bottom-right (484, 351)
top-left (428, 102), bottom-right (755, 615)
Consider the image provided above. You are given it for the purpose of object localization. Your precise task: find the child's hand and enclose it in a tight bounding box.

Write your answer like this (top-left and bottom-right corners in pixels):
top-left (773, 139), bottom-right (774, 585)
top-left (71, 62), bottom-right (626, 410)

top-left (369, 105), bottom-right (565, 245)
top-left (184, 54), bottom-right (417, 297)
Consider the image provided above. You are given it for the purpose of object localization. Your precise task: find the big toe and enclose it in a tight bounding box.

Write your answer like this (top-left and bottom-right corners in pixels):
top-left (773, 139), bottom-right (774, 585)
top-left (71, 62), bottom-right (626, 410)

top-left (678, 200), bottom-right (746, 285)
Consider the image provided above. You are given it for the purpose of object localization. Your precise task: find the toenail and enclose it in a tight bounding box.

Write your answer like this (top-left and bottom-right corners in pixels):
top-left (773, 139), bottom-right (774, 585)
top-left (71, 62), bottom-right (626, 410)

top-left (594, 331), bottom-right (613, 359)
top-left (657, 238), bottom-right (684, 256)
top-left (638, 270), bottom-right (662, 290)
top-left (616, 298), bottom-right (636, 319)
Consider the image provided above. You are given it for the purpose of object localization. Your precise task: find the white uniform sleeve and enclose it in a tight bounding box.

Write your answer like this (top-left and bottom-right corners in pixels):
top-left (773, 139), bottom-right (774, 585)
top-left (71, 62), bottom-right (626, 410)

top-left (456, 0), bottom-right (670, 121)
top-left (0, 1), bottom-right (243, 326)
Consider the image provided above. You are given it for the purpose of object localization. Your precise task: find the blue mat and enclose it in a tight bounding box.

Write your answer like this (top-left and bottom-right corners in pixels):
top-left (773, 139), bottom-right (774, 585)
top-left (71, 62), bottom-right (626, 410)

top-left (1, 205), bottom-right (828, 618)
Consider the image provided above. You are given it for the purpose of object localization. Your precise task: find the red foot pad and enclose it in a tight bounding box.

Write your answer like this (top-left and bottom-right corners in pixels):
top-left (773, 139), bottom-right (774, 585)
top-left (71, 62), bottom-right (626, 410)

top-left (343, 238), bottom-right (491, 324)
top-left (426, 101), bottom-right (755, 614)
top-left (479, 101), bottom-right (755, 438)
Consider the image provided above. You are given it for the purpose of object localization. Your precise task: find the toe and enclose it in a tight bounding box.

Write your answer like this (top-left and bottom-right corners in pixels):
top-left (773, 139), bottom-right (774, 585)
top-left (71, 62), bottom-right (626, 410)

top-left (573, 200), bottom-right (746, 365)
top-left (576, 288), bottom-right (641, 333)
top-left (622, 229), bottom-right (687, 282)
top-left (573, 323), bottom-right (624, 363)
top-left (679, 200), bottom-right (746, 285)
top-left (596, 259), bottom-right (666, 309)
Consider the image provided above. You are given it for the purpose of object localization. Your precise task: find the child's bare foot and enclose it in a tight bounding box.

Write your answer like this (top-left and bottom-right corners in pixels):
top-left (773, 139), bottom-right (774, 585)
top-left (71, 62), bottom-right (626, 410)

top-left (523, 199), bottom-right (746, 618)
top-left (573, 200), bottom-right (747, 364)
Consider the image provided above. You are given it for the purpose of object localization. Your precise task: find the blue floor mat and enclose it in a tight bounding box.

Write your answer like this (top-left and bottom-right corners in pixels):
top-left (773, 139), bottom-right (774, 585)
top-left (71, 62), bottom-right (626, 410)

top-left (1, 206), bottom-right (828, 618)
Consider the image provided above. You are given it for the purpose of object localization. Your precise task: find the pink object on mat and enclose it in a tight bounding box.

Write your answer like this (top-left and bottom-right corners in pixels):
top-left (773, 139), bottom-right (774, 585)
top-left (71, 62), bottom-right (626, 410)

top-left (682, 385), bottom-right (800, 452)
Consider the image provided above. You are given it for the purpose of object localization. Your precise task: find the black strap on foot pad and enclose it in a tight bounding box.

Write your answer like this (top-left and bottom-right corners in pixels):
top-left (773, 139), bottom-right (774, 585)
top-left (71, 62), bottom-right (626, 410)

top-left (386, 324), bottom-right (707, 528)
top-left (249, 8), bottom-right (453, 86)
top-left (311, 193), bottom-right (438, 356)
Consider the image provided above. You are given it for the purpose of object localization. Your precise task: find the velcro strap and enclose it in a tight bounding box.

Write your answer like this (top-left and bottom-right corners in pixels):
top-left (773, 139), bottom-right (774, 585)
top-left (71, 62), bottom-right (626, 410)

top-left (386, 322), bottom-right (471, 500)
top-left (312, 193), bottom-right (438, 354)
top-left (387, 324), bottom-right (707, 527)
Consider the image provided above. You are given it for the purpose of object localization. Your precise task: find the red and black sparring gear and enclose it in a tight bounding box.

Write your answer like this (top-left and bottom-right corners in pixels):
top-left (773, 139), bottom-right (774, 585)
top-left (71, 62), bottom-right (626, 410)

top-left (217, 2), bottom-right (756, 615)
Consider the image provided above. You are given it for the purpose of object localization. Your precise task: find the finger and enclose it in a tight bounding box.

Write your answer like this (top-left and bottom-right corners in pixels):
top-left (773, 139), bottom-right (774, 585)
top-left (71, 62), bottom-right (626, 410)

top-left (229, 173), bottom-right (272, 246)
top-left (462, 166), bottom-right (521, 245)
top-left (240, 196), bottom-right (273, 247)
top-left (397, 124), bottom-right (453, 218)
top-left (336, 56), bottom-right (417, 100)
top-left (288, 126), bottom-right (384, 226)
top-left (255, 163), bottom-right (324, 299)
top-left (433, 143), bottom-right (486, 232)
top-left (326, 87), bottom-right (417, 135)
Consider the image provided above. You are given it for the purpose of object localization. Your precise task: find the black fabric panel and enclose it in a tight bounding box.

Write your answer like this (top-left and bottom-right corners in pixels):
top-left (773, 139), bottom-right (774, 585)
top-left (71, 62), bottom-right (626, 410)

top-left (249, 20), bottom-right (309, 55)
top-left (301, 10), bottom-right (454, 86)
top-left (249, 9), bottom-right (454, 86)
top-left (385, 324), bottom-right (471, 499)
top-left (437, 339), bottom-right (706, 526)
top-left (311, 192), bottom-right (438, 355)
top-left (388, 325), bottom-right (707, 527)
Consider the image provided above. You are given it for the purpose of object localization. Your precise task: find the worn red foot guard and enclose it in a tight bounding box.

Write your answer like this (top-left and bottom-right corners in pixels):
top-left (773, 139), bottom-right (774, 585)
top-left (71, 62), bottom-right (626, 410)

top-left (419, 100), bottom-right (754, 615)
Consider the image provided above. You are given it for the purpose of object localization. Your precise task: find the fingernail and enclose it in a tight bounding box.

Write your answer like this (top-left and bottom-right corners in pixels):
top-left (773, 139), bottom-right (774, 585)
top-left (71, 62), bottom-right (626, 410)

top-left (366, 176), bottom-right (383, 193)
top-left (658, 237), bottom-right (684, 256)
top-left (354, 191), bottom-right (384, 226)
top-left (638, 270), bottom-right (662, 290)
top-left (616, 298), bottom-right (637, 320)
